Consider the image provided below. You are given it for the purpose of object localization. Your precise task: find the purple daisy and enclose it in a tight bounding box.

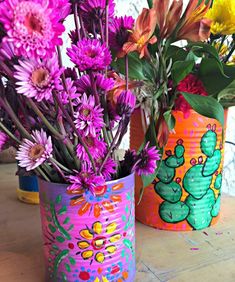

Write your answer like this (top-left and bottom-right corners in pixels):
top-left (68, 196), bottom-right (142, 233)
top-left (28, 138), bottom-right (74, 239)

top-left (0, 0), bottom-right (65, 59)
top-left (14, 55), bottom-right (63, 102)
top-left (76, 74), bottom-right (114, 95)
top-left (109, 16), bottom-right (135, 53)
top-left (135, 142), bottom-right (161, 176)
top-left (59, 78), bottom-right (80, 105)
top-left (67, 38), bottom-right (112, 71)
top-left (76, 135), bottom-right (106, 162)
top-left (116, 90), bottom-right (136, 117)
top-left (0, 131), bottom-right (8, 152)
top-left (80, 0), bottom-right (115, 33)
top-left (16, 129), bottom-right (53, 171)
top-left (74, 93), bottom-right (104, 137)
top-left (67, 168), bottom-right (105, 195)
top-left (96, 156), bottom-right (117, 181)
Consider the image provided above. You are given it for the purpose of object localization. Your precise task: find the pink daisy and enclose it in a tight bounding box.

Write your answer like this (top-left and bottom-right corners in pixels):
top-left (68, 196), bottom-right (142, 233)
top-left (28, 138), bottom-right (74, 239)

top-left (74, 93), bottom-right (104, 137)
top-left (14, 55), bottom-right (63, 102)
top-left (0, 0), bottom-right (65, 59)
top-left (135, 142), bottom-right (161, 176)
top-left (76, 135), bottom-right (106, 163)
top-left (76, 74), bottom-right (114, 95)
top-left (16, 129), bottom-right (53, 171)
top-left (0, 131), bottom-right (8, 152)
top-left (59, 78), bottom-right (80, 105)
top-left (67, 38), bottom-right (112, 71)
top-left (67, 169), bottom-right (105, 195)
top-left (96, 156), bottom-right (117, 181)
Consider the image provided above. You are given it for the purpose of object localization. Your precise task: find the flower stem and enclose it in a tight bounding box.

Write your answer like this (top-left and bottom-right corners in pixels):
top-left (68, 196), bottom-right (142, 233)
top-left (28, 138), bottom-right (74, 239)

top-left (0, 121), bottom-right (21, 144)
top-left (50, 157), bottom-right (73, 174)
top-left (105, 0), bottom-right (109, 47)
top-left (74, 3), bottom-right (81, 42)
top-left (35, 166), bottom-right (51, 182)
top-left (125, 55), bottom-right (129, 91)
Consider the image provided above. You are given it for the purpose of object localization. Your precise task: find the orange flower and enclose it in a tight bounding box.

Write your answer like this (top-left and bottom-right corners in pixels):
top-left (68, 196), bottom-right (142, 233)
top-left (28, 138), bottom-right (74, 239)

top-left (156, 110), bottom-right (170, 148)
top-left (122, 8), bottom-right (157, 58)
top-left (107, 72), bottom-right (142, 107)
top-left (177, 0), bottom-right (212, 41)
top-left (152, 0), bottom-right (183, 38)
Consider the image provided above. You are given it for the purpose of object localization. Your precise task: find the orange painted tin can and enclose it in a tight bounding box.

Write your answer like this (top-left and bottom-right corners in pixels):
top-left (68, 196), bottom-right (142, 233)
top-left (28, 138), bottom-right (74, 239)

top-left (131, 109), bottom-right (227, 231)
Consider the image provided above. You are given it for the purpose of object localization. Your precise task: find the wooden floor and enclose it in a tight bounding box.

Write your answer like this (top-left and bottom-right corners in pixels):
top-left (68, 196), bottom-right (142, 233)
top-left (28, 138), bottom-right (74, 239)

top-left (1, 164), bottom-right (235, 282)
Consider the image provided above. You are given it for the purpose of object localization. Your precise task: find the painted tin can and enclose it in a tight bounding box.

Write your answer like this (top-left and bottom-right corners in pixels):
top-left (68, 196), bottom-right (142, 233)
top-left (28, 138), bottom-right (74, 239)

top-left (38, 173), bottom-right (135, 282)
top-left (131, 109), bottom-right (227, 231)
top-left (17, 175), bottom-right (39, 204)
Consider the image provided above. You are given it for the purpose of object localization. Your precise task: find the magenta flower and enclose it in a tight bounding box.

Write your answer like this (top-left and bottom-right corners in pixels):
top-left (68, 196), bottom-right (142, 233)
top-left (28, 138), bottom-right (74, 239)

top-left (16, 130), bottom-right (53, 171)
top-left (116, 90), bottom-right (136, 116)
top-left (0, 0), bottom-right (65, 59)
top-left (14, 55), bottom-right (63, 102)
top-left (80, 0), bottom-right (115, 32)
top-left (135, 142), bottom-right (161, 176)
top-left (76, 135), bottom-right (106, 163)
top-left (109, 16), bottom-right (135, 54)
top-left (67, 38), bottom-right (112, 71)
top-left (0, 131), bottom-right (8, 152)
top-left (97, 157), bottom-right (117, 181)
top-left (0, 41), bottom-right (15, 61)
top-left (76, 74), bottom-right (114, 95)
top-left (49, 0), bottom-right (71, 20)
top-left (59, 78), bottom-right (80, 105)
top-left (74, 93), bottom-right (104, 137)
top-left (67, 168), bottom-right (105, 195)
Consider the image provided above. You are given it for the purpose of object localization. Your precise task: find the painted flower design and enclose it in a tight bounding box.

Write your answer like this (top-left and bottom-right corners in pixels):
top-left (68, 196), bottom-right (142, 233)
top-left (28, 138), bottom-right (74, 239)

top-left (77, 221), bottom-right (121, 264)
top-left (67, 181), bottom-right (124, 218)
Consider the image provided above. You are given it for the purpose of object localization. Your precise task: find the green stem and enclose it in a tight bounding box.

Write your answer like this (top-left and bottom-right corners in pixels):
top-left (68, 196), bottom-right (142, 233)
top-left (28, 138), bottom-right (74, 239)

top-left (35, 167), bottom-right (51, 182)
top-left (50, 157), bottom-right (73, 174)
top-left (0, 122), bottom-right (21, 144)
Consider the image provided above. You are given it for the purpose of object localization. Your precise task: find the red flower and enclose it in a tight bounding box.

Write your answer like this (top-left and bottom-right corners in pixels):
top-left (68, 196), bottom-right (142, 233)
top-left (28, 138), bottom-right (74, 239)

top-left (175, 74), bottom-right (208, 118)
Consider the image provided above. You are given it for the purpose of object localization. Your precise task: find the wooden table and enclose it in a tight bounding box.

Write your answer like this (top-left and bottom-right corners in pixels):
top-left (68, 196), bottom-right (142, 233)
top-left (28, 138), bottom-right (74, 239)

top-left (1, 164), bottom-right (235, 282)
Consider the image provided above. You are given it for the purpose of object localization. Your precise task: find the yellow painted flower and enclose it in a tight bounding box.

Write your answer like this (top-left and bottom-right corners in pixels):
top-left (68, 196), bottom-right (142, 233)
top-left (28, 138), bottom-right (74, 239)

top-left (77, 221), bottom-right (121, 264)
top-left (94, 277), bottom-right (109, 282)
top-left (206, 0), bottom-right (235, 35)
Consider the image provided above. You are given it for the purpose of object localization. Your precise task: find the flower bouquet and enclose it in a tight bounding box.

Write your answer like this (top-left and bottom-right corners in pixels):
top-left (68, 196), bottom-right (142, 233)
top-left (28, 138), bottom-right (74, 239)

top-left (0, 0), bottom-right (161, 280)
top-left (110, 0), bottom-right (235, 230)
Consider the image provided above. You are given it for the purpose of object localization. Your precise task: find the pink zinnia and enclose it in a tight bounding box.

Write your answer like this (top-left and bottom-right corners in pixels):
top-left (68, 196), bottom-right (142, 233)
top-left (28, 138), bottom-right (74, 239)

top-left (175, 74), bottom-right (208, 118)
top-left (74, 93), bottom-right (104, 137)
top-left (0, 0), bottom-right (65, 59)
top-left (135, 142), bottom-right (161, 176)
top-left (67, 38), bottom-right (112, 71)
top-left (76, 135), bottom-right (106, 163)
top-left (76, 74), bottom-right (114, 95)
top-left (67, 169), bottom-right (105, 195)
top-left (16, 129), bottom-right (53, 171)
top-left (14, 55), bottom-right (63, 102)
top-left (96, 157), bottom-right (117, 181)
top-left (0, 131), bottom-right (8, 152)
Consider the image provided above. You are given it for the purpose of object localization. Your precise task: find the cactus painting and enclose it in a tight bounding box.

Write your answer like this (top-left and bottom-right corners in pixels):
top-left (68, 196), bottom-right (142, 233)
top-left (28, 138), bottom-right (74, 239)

top-left (132, 110), bottom-right (226, 231)
top-left (154, 123), bottom-right (223, 230)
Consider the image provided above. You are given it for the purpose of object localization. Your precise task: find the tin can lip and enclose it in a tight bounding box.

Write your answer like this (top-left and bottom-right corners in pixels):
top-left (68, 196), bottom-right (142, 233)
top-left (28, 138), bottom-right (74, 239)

top-left (38, 172), bottom-right (135, 188)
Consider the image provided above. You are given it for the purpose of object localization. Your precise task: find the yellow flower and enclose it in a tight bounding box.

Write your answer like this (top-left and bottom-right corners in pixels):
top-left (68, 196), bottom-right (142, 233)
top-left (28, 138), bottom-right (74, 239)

top-left (214, 42), bottom-right (228, 56)
top-left (227, 55), bottom-right (235, 65)
top-left (206, 0), bottom-right (235, 35)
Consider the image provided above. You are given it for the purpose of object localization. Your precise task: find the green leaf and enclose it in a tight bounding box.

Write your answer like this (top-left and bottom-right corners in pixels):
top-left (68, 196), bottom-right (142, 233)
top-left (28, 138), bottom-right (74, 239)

top-left (56, 195), bottom-right (62, 204)
top-left (164, 110), bottom-right (176, 131)
top-left (147, 0), bottom-right (153, 8)
top-left (63, 217), bottom-right (70, 225)
top-left (48, 224), bottom-right (56, 233)
top-left (112, 53), bottom-right (146, 80)
top-left (65, 263), bottom-right (71, 272)
top-left (198, 59), bottom-right (235, 96)
top-left (123, 239), bottom-right (133, 250)
top-left (188, 42), bottom-right (220, 63)
top-left (181, 92), bottom-right (224, 127)
top-left (68, 224), bottom-right (74, 231)
top-left (56, 236), bottom-right (65, 243)
top-left (171, 60), bottom-right (194, 86)
top-left (58, 206), bottom-right (67, 215)
top-left (68, 257), bottom-right (76, 265)
top-left (166, 46), bottom-right (188, 63)
top-left (218, 80), bottom-right (235, 101)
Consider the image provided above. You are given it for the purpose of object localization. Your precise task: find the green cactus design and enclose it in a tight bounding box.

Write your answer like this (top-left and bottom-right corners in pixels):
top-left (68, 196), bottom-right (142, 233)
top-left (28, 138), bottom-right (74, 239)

top-left (154, 181), bottom-right (182, 203)
top-left (214, 173), bottom-right (222, 190)
top-left (211, 194), bottom-right (221, 217)
top-left (159, 201), bottom-right (189, 223)
top-left (185, 189), bottom-right (215, 230)
top-left (183, 164), bottom-right (213, 199)
top-left (154, 124), bottom-right (223, 230)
